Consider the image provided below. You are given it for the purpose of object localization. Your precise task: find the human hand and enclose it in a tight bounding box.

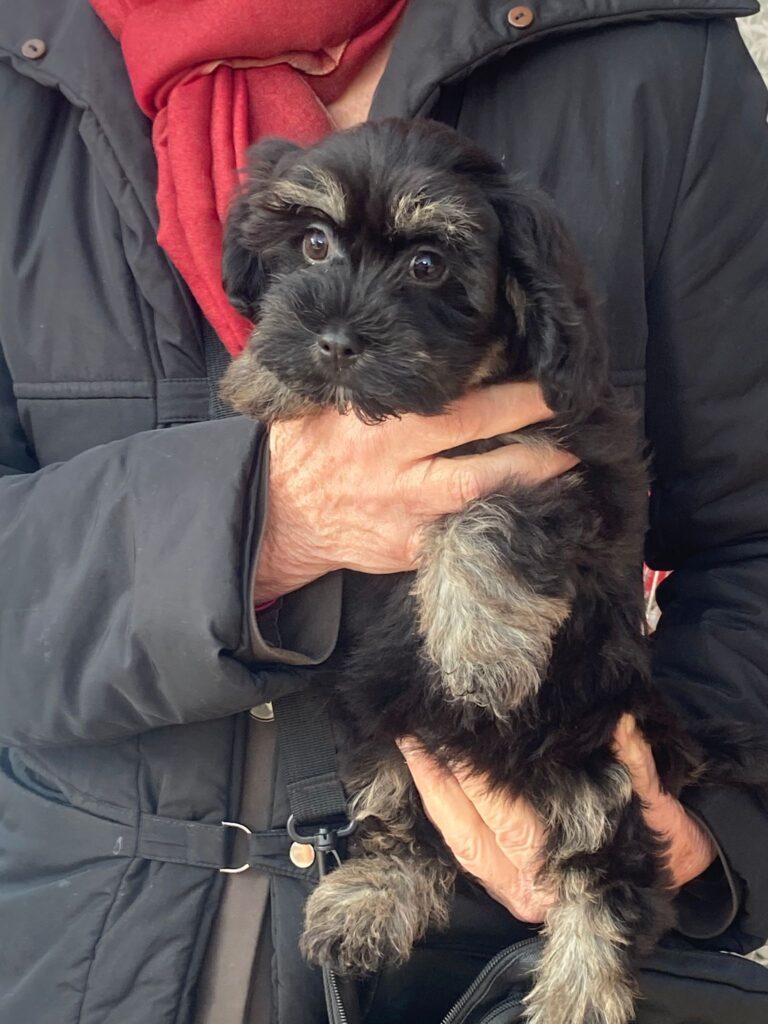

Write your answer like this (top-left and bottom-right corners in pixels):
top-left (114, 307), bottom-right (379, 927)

top-left (611, 714), bottom-right (717, 886)
top-left (253, 381), bottom-right (578, 602)
top-left (398, 715), bottom-right (717, 924)
top-left (398, 739), bottom-right (556, 923)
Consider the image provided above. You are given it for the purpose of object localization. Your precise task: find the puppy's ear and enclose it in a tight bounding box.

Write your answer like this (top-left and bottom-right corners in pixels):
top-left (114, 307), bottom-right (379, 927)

top-left (222, 137), bottom-right (303, 321)
top-left (492, 186), bottom-right (607, 418)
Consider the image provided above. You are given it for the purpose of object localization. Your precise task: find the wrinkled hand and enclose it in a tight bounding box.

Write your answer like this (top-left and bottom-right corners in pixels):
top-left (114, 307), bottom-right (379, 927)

top-left (398, 715), bottom-right (717, 924)
top-left (612, 715), bottom-right (717, 887)
top-left (254, 382), bottom-right (578, 602)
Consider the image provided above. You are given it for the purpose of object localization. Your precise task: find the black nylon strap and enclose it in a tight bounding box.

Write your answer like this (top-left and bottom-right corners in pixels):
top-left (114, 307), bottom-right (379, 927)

top-left (137, 816), bottom-right (316, 881)
top-left (273, 690), bottom-right (350, 828)
top-left (137, 813), bottom-right (230, 868)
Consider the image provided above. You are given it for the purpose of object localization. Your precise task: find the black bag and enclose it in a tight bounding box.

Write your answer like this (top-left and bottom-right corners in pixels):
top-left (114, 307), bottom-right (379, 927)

top-left (435, 935), bottom-right (768, 1024)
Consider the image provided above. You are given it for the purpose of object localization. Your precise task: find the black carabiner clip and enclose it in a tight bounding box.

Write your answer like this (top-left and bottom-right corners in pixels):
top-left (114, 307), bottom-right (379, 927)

top-left (286, 814), bottom-right (357, 878)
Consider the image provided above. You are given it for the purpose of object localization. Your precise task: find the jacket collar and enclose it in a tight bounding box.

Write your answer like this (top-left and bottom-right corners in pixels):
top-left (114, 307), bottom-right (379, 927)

top-left (370, 0), bottom-right (759, 118)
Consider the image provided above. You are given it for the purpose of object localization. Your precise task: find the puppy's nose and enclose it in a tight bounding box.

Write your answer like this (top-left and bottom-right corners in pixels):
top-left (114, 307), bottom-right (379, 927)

top-left (317, 330), bottom-right (363, 368)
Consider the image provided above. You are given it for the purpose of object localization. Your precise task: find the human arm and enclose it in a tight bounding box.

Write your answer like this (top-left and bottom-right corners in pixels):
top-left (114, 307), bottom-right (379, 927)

top-left (0, 388), bottom-right (278, 746)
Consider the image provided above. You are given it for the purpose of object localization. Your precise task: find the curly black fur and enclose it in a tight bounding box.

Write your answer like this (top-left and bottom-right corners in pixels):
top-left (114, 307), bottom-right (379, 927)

top-left (221, 119), bottom-right (765, 1024)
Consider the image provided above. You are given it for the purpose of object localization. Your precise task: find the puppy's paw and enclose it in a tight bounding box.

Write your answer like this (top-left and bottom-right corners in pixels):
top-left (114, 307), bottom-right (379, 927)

top-left (301, 865), bottom-right (420, 975)
top-left (301, 852), bottom-right (453, 976)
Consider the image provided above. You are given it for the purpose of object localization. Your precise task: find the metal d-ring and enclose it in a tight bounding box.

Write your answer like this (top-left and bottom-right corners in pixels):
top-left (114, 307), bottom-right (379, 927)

top-left (219, 820), bottom-right (253, 874)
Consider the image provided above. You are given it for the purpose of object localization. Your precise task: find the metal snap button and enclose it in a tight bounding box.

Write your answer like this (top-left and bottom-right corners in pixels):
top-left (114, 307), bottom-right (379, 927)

top-left (507, 6), bottom-right (535, 29)
top-left (21, 38), bottom-right (47, 60)
top-left (289, 842), bottom-right (316, 869)
top-left (249, 701), bottom-right (275, 722)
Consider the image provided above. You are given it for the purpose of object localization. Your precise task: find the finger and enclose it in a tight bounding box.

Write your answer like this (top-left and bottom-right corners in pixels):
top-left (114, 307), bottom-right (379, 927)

top-left (400, 746), bottom-right (528, 887)
top-left (452, 766), bottom-right (548, 868)
top-left (400, 382), bottom-right (554, 459)
top-left (421, 442), bottom-right (580, 512)
top-left (399, 744), bottom-right (551, 922)
top-left (458, 776), bottom-right (555, 916)
top-left (399, 742), bottom-right (491, 843)
top-left (612, 714), bottom-right (660, 801)
top-left (611, 717), bottom-right (716, 886)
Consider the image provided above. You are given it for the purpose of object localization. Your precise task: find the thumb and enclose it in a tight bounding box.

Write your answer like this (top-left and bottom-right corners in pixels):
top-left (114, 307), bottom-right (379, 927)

top-left (430, 444), bottom-right (580, 512)
top-left (612, 714), bottom-right (660, 801)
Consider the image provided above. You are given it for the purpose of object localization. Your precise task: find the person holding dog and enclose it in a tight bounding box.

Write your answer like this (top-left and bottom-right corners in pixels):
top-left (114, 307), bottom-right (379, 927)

top-left (0, 2), bottom-right (766, 1023)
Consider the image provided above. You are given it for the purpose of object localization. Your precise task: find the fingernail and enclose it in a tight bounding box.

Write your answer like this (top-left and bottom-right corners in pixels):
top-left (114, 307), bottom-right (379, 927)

top-left (616, 713), bottom-right (636, 741)
top-left (396, 738), bottom-right (422, 761)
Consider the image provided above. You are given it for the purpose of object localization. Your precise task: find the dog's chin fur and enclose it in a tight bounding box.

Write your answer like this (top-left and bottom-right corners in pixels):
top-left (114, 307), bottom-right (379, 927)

top-left (219, 118), bottom-right (765, 1024)
top-left (219, 346), bottom-right (319, 422)
top-left (221, 335), bottom-right (473, 425)
top-left (220, 348), bottom-right (447, 424)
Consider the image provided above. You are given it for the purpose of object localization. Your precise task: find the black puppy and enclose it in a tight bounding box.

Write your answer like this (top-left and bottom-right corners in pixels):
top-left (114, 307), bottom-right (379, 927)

top-left (220, 119), bottom-right (754, 1024)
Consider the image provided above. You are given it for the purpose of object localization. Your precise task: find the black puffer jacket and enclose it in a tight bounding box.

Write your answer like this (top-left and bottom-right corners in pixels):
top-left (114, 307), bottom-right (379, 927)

top-left (1, 2), bottom-right (768, 1023)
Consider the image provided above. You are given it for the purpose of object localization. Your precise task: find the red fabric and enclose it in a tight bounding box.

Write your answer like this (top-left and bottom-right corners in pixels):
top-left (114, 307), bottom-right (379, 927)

top-left (91, 0), bottom-right (406, 354)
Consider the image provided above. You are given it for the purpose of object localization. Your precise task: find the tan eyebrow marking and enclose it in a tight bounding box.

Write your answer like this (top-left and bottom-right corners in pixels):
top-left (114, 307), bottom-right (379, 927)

top-left (269, 168), bottom-right (347, 225)
top-left (390, 191), bottom-right (481, 243)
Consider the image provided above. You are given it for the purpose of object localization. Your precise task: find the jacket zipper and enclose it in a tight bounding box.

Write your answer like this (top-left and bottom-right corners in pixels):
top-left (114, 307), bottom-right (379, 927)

top-left (441, 937), bottom-right (540, 1024)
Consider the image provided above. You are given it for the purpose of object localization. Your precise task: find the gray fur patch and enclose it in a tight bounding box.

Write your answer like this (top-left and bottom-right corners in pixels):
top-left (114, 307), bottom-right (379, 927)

top-left (219, 346), bottom-right (318, 422)
top-left (414, 498), bottom-right (571, 717)
top-left (465, 339), bottom-right (507, 387)
top-left (493, 429), bottom-right (569, 458)
top-left (349, 760), bottom-right (415, 843)
top-left (505, 277), bottom-right (528, 335)
top-left (542, 763), bottom-right (633, 859)
top-left (304, 758), bottom-right (456, 975)
top-left (525, 869), bottom-right (636, 1024)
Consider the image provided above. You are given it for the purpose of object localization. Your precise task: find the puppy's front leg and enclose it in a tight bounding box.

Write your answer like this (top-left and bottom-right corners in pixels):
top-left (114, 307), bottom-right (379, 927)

top-left (525, 761), bottom-right (673, 1024)
top-left (301, 757), bottom-right (456, 976)
top-left (414, 476), bottom-right (579, 717)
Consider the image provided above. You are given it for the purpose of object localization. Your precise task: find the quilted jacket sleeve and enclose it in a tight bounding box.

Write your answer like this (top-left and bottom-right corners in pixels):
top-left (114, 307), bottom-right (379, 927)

top-left (0, 60), bottom-right (336, 747)
top-left (0, 379), bottom-right (309, 746)
top-left (645, 20), bottom-right (768, 952)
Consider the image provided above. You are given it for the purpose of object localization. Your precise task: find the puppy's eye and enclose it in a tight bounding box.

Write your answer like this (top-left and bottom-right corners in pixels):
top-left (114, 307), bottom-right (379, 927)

top-left (303, 227), bottom-right (330, 262)
top-left (410, 251), bottom-right (446, 283)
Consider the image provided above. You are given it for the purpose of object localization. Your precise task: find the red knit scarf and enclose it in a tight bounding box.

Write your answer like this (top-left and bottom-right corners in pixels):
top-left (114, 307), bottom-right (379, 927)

top-left (91, 0), bottom-right (406, 354)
